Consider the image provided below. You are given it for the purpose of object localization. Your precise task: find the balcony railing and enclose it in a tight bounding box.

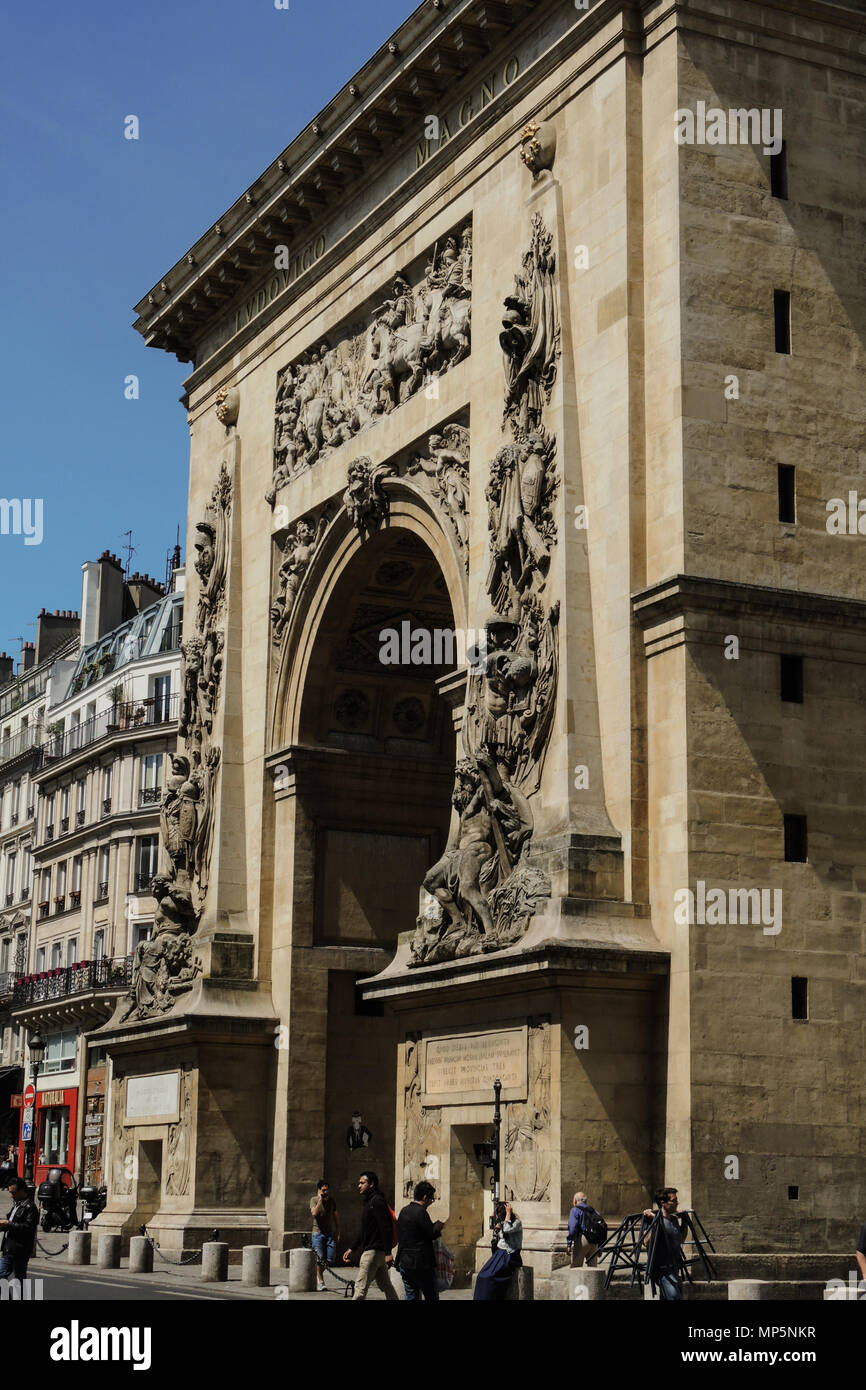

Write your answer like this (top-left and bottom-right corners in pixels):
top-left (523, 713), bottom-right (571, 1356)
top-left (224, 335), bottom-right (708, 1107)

top-left (39, 696), bottom-right (179, 766)
top-left (60, 816), bottom-right (69, 833)
top-left (0, 723), bottom-right (44, 765)
top-left (139, 787), bottom-right (161, 806)
top-left (10, 813), bottom-right (17, 826)
top-left (12, 955), bottom-right (133, 1006)
top-left (95, 882), bottom-right (109, 901)
top-left (102, 798), bottom-right (112, 816)
top-left (45, 824), bottom-right (54, 841)
top-left (75, 809), bottom-right (85, 826)
top-left (70, 889), bottom-right (81, 908)
top-left (134, 872), bottom-right (156, 893)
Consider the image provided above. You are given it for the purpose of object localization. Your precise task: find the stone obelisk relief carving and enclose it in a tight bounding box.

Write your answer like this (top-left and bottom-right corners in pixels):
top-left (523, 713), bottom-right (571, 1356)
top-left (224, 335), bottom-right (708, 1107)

top-left (121, 462), bottom-right (234, 1022)
top-left (266, 222), bottom-right (472, 503)
top-left (410, 121), bottom-right (618, 968)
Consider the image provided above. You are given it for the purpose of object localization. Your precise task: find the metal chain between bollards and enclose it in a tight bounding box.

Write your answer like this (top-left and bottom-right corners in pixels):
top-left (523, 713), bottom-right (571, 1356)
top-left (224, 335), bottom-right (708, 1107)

top-left (141, 1231), bottom-right (202, 1267)
top-left (35, 1237), bottom-right (69, 1256)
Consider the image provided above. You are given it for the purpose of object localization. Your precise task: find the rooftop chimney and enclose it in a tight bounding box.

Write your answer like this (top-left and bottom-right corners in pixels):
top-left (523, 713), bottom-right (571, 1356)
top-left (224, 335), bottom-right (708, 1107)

top-left (35, 608), bottom-right (80, 666)
top-left (80, 552), bottom-right (125, 645)
top-left (125, 571), bottom-right (166, 617)
top-left (21, 642), bottom-right (35, 673)
top-left (0, 654), bottom-right (13, 689)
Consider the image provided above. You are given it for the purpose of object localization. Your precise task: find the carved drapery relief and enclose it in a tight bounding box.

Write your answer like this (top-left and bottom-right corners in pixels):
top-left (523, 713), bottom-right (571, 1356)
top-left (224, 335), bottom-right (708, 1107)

top-left (165, 1067), bottom-right (194, 1197)
top-left (411, 212), bottom-right (561, 967)
top-left (402, 1038), bottom-right (442, 1198)
top-left (504, 1023), bottom-right (551, 1202)
top-left (266, 223), bottom-right (472, 504)
top-left (122, 466), bottom-right (231, 1021)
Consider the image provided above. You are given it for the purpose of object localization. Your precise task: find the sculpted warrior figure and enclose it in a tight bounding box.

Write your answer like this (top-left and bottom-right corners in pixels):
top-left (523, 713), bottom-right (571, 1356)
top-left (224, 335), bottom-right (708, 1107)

top-left (408, 427), bottom-right (470, 556)
top-left (412, 752), bottom-right (533, 965)
top-left (160, 754), bottom-right (199, 882)
top-left (271, 516), bottom-right (328, 640)
top-left (121, 873), bottom-right (197, 1020)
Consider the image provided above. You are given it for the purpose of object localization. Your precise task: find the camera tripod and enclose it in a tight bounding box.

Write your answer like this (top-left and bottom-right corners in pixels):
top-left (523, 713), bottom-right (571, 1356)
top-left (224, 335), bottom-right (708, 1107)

top-left (593, 1209), bottom-right (716, 1292)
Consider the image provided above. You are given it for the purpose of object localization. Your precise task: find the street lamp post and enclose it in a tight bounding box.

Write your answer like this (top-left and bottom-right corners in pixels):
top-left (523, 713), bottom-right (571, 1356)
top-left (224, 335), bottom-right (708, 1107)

top-left (23, 1028), bottom-right (45, 1185)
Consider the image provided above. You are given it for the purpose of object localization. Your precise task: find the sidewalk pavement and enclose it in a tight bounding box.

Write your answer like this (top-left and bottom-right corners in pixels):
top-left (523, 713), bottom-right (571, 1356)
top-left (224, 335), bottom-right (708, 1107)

top-left (29, 1230), bottom-right (473, 1300)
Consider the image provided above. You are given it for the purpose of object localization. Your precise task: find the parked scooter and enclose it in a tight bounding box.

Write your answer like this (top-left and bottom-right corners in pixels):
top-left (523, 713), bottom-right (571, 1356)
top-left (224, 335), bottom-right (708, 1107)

top-left (37, 1166), bottom-right (81, 1231)
top-left (79, 1184), bottom-right (107, 1224)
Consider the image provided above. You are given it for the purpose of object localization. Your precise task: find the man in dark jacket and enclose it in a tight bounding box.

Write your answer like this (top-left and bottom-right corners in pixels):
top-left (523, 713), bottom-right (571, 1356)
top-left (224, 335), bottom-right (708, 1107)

top-left (342, 1171), bottom-right (400, 1301)
top-left (396, 1180), bottom-right (445, 1301)
top-left (0, 1178), bottom-right (38, 1281)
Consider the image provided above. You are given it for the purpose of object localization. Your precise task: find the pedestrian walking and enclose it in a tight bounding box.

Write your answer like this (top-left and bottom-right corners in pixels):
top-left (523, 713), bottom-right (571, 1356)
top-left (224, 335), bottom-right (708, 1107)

top-left (473, 1201), bottom-right (522, 1300)
top-left (642, 1187), bottom-right (687, 1300)
top-left (395, 1180), bottom-right (445, 1301)
top-left (0, 1149), bottom-right (16, 1188)
top-left (0, 1177), bottom-right (38, 1282)
top-left (342, 1171), bottom-right (400, 1301)
top-left (567, 1191), bottom-right (600, 1268)
top-left (310, 1179), bottom-right (340, 1292)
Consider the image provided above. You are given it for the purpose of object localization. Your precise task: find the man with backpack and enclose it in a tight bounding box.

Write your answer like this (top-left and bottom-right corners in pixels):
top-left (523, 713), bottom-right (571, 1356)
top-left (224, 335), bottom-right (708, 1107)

top-left (568, 1191), bottom-right (606, 1267)
top-left (342, 1170), bottom-right (400, 1301)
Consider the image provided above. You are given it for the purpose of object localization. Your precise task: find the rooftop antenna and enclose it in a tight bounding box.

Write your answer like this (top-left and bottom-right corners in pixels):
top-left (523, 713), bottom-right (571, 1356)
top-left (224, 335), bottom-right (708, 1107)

top-left (120, 530), bottom-right (136, 580)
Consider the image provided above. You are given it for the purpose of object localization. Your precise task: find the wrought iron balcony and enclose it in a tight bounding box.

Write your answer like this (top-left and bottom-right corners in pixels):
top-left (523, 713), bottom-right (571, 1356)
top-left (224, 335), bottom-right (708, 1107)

top-left (139, 787), bottom-right (161, 806)
top-left (53, 896), bottom-right (65, 913)
top-left (70, 889), bottom-right (81, 908)
top-left (12, 955), bottom-right (133, 1007)
top-left (39, 695), bottom-right (179, 767)
top-left (10, 813), bottom-right (17, 826)
top-left (95, 882), bottom-right (109, 902)
top-left (45, 824), bottom-right (54, 841)
top-left (60, 816), bottom-right (69, 833)
top-left (102, 798), bottom-right (112, 816)
top-left (75, 809), bottom-right (85, 826)
top-left (134, 872), bottom-right (156, 893)
top-left (4, 893), bottom-right (12, 907)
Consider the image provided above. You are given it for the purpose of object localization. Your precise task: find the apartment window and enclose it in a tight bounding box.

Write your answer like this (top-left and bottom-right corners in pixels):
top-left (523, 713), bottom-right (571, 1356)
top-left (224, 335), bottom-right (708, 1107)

top-left (42, 1029), bottom-right (77, 1077)
top-left (780, 655), bottom-right (803, 704)
top-left (70, 710), bottom-right (81, 750)
top-left (51, 942), bottom-right (62, 970)
top-left (10, 781), bottom-right (20, 820)
top-left (792, 977), bottom-right (808, 1020)
top-left (774, 289), bottom-right (791, 354)
top-left (76, 777), bottom-right (86, 826)
top-left (15, 935), bottom-right (26, 973)
top-left (36, 947), bottom-right (46, 973)
top-left (0, 940), bottom-right (9, 974)
top-left (135, 835), bottom-right (159, 891)
top-left (770, 143), bottom-right (788, 200)
top-left (66, 937), bottom-right (78, 967)
top-left (5, 854), bottom-right (15, 902)
top-left (153, 674), bottom-right (171, 721)
top-left (102, 764), bottom-right (113, 813)
top-left (71, 856), bottom-right (83, 893)
top-left (93, 929), bottom-right (105, 961)
top-left (96, 846), bottom-right (110, 900)
top-left (39, 1105), bottom-right (70, 1165)
top-left (56, 861), bottom-right (67, 901)
top-left (21, 845), bottom-right (30, 897)
top-left (45, 792), bottom-right (55, 836)
top-left (40, 869), bottom-right (51, 908)
top-left (778, 465), bottom-right (796, 524)
top-left (140, 753), bottom-right (163, 806)
top-left (133, 921), bottom-right (152, 948)
top-left (784, 814), bottom-right (808, 863)
top-left (60, 785), bottom-right (70, 828)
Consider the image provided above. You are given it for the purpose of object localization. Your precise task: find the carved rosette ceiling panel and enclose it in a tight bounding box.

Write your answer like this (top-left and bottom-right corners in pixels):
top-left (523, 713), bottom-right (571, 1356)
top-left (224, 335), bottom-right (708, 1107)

top-left (266, 220), bottom-right (472, 505)
top-left (411, 209), bottom-right (561, 968)
top-left (121, 465), bottom-right (232, 1023)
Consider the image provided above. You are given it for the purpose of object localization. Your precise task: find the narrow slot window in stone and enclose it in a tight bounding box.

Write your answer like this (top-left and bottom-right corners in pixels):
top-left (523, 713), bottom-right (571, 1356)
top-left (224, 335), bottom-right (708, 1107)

top-left (778, 464), bottom-right (796, 524)
top-left (770, 143), bottom-right (788, 199)
top-left (780, 654), bottom-right (803, 703)
top-left (774, 289), bottom-right (791, 354)
top-left (791, 977), bottom-right (808, 1021)
top-left (784, 813), bottom-right (807, 862)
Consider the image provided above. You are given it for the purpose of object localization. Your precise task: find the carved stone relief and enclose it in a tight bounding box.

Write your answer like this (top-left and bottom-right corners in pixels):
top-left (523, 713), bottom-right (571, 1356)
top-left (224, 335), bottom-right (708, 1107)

top-left (165, 1067), bottom-right (194, 1197)
top-left (504, 1022), bottom-right (551, 1202)
top-left (266, 222), bottom-right (472, 503)
top-left (270, 511), bottom-right (329, 642)
top-left (401, 1038), bottom-right (442, 1199)
top-left (407, 423), bottom-right (470, 569)
top-left (122, 465), bottom-right (231, 1021)
top-left (411, 209), bottom-right (562, 967)
top-left (110, 1079), bottom-right (134, 1198)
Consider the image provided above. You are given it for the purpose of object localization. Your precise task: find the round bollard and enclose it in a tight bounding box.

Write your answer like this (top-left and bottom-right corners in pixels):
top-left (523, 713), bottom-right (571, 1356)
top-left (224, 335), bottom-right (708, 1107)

top-left (201, 1241), bottom-right (229, 1282)
top-left (288, 1247), bottom-right (317, 1293)
top-left (129, 1235), bottom-right (153, 1274)
top-left (242, 1245), bottom-right (271, 1287)
top-left (97, 1234), bottom-right (121, 1269)
top-left (68, 1230), bottom-right (91, 1266)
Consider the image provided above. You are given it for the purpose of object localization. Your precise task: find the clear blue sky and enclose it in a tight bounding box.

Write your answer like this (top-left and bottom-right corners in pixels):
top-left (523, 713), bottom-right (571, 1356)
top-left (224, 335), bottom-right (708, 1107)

top-left (0, 0), bottom-right (411, 662)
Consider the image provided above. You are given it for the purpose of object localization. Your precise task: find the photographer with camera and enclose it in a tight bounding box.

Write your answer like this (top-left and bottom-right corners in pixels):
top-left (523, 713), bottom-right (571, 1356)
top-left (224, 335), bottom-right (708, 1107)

top-left (473, 1200), bottom-right (522, 1300)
